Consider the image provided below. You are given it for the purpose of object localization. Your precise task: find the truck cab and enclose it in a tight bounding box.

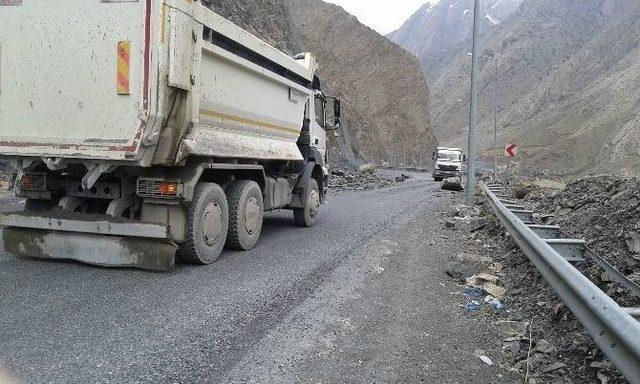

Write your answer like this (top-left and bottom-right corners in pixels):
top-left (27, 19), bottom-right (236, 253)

top-left (432, 147), bottom-right (465, 182)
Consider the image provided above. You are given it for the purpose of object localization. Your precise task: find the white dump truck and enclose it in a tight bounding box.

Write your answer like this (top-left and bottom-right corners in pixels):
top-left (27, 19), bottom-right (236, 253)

top-left (432, 147), bottom-right (465, 181)
top-left (0, 0), bottom-right (340, 270)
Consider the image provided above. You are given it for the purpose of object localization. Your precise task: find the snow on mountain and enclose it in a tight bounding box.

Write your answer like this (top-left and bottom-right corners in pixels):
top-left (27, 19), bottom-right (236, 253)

top-left (485, 14), bottom-right (500, 25)
top-left (388, 0), bottom-right (523, 81)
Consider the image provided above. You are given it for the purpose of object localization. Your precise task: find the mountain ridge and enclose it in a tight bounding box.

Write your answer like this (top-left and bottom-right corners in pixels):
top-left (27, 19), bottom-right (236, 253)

top-left (390, 0), bottom-right (640, 178)
top-left (388, 0), bottom-right (523, 81)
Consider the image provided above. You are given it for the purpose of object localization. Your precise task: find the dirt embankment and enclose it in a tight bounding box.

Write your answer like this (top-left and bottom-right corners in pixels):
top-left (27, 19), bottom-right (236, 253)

top-left (492, 175), bottom-right (640, 383)
top-left (521, 176), bottom-right (640, 292)
top-left (442, 175), bottom-right (639, 383)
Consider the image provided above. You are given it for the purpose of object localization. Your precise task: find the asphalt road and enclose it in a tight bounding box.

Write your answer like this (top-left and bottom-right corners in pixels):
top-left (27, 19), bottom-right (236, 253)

top-left (0, 174), bottom-right (518, 383)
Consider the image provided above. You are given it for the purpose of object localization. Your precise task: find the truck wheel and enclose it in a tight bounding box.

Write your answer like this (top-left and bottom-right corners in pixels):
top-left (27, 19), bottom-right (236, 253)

top-left (226, 180), bottom-right (264, 251)
top-left (293, 178), bottom-right (320, 227)
top-left (434, 177), bottom-right (443, 182)
top-left (177, 183), bottom-right (229, 265)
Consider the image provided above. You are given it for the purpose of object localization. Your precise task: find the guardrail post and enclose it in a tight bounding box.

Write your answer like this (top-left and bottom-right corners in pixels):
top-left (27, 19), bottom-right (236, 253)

top-left (527, 225), bottom-right (561, 239)
top-left (510, 209), bottom-right (535, 223)
top-left (545, 239), bottom-right (586, 262)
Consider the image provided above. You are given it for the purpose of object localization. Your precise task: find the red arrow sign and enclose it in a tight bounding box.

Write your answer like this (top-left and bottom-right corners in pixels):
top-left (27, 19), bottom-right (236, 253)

top-left (505, 144), bottom-right (518, 158)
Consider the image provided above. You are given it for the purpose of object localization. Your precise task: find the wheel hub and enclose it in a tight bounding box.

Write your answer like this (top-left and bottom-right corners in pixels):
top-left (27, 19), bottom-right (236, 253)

top-left (308, 190), bottom-right (320, 218)
top-left (203, 202), bottom-right (223, 246)
top-left (244, 197), bottom-right (261, 234)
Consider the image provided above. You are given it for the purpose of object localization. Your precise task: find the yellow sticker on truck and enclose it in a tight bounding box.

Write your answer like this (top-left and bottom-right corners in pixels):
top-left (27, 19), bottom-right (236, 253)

top-left (117, 41), bottom-right (131, 95)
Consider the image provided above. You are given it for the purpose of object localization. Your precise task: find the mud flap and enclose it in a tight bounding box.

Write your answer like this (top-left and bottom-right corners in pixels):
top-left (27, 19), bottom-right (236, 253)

top-left (3, 228), bottom-right (177, 272)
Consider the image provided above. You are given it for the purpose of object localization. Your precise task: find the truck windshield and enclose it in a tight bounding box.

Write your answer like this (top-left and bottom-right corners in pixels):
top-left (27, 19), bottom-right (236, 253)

top-left (437, 153), bottom-right (462, 161)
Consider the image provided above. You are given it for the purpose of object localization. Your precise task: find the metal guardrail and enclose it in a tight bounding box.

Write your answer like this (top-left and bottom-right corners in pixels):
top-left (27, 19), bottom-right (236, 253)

top-left (482, 183), bottom-right (640, 383)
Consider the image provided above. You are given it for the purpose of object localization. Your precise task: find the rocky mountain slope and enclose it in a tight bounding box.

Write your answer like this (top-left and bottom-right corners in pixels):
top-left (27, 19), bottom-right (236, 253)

top-left (390, 0), bottom-right (640, 178)
top-left (207, 0), bottom-right (437, 167)
top-left (388, 0), bottom-right (523, 81)
top-left (206, 0), bottom-right (294, 53)
top-left (287, 0), bottom-right (437, 166)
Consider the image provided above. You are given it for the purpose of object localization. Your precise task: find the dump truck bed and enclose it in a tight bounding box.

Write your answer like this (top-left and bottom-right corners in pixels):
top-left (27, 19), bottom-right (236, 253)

top-left (0, 0), bottom-right (315, 164)
top-left (0, 0), bottom-right (152, 160)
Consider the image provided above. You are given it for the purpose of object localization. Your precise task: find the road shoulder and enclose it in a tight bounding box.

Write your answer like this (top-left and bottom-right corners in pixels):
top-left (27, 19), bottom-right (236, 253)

top-left (222, 188), bottom-right (520, 383)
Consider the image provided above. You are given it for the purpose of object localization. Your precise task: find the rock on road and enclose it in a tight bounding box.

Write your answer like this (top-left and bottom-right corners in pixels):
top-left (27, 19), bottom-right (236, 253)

top-left (0, 174), bottom-right (518, 383)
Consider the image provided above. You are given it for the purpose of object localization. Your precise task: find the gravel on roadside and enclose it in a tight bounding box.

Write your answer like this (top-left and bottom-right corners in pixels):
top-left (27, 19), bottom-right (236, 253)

top-left (456, 175), bottom-right (640, 383)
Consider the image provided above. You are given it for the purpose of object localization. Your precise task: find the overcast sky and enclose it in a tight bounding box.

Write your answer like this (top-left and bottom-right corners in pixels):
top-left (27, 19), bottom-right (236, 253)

top-left (323, 0), bottom-right (437, 35)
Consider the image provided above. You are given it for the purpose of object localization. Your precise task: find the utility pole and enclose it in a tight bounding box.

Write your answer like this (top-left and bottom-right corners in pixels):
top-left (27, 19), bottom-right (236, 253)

top-left (491, 54), bottom-right (499, 182)
top-left (466, 0), bottom-right (481, 206)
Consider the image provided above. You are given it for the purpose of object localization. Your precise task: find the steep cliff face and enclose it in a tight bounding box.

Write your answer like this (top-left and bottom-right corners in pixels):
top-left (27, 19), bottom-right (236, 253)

top-left (286, 0), bottom-right (436, 165)
top-left (391, 0), bottom-right (640, 178)
top-left (206, 0), bottom-right (437, 166)
top-left (206, 0), bottom-right (294, 53)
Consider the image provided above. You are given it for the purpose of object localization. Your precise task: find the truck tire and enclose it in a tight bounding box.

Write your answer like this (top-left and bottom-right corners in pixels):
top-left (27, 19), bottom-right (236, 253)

top-left (177, 183), bottom-right (229, 265)
top-left (293, 178), bottom-right (320, 227)
top-left (225, 180), bottom-right (264, 251)
top-left (434, 177), bottom-right (443, 182)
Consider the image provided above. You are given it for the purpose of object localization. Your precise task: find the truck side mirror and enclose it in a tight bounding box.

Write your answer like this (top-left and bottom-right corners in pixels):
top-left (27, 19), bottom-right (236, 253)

top-left (463, 155), bottom-right (467, 162)
top-left (334, 98), bottom-right (341, 129)
top-left (431, 152), bottom-right (436, 161)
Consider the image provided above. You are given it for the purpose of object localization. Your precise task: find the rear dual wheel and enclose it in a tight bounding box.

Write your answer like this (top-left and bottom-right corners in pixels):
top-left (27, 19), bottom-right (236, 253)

top-left (177, 183), bottom-right (229, 265)
top-left (178, 180), bottom-right (264, 265)
top-left (226, 180), bottom-right (264, 251)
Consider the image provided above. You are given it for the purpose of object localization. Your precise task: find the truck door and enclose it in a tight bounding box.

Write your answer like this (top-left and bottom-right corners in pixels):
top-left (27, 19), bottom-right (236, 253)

top-left (310, 95), bottom-right (327, 161)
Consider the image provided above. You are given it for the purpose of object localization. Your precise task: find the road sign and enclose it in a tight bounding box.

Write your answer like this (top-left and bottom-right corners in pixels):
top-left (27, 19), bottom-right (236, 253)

top-left (505, 144), bottom-right (518, 158)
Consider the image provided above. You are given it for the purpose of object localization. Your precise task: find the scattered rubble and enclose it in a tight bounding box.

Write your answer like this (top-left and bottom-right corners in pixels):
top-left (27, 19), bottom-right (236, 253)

top-left (0, 179), bottom-right (9, 192)
top-left (442, 177), bottom-right (463, 191)
top-left (357, 163), bottom-right (376, 174)
top-left (0, 163), bottom-right (13, 192)
top-left (443, 191), bottom-right (631, 383)
top-left (395, 173), bottom-right (411, 183)
top-left (445, 252), bottom-right (487, 281)
top-left (496, 320), bottom-right (529, 337)
top-left (534, 339), bottom-right (555, 354)
top-left (510, 178), bottom-right (566, 199)
top-left (542, 362), bottom-right (567, 373)
top-left (522, 175), bottom-right (640, 300)
top-left (462, 300), bottom-right (482, 312)
top-left (448, 204), bottom-right (478, 218)
top-left (474, 350), bottom-right (494, 366)
top-left (466, 274), bottom-right (506, 298)
top-left (328, 165), bottom-right (393, 192)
